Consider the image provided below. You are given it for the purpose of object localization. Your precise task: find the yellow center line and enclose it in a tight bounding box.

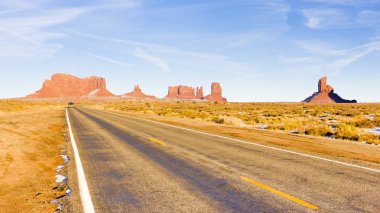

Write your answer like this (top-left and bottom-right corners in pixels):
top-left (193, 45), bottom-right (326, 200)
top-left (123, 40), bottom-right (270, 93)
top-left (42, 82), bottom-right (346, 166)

top-left (240, 176), bottom-right (319, 210)
top-left (148, 137), bottom-right (166, 145)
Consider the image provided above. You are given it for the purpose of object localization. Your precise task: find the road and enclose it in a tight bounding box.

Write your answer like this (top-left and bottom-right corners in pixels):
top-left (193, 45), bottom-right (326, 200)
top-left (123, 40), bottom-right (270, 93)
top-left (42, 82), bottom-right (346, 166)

top-left (67, 107), bottom-right (380, 212)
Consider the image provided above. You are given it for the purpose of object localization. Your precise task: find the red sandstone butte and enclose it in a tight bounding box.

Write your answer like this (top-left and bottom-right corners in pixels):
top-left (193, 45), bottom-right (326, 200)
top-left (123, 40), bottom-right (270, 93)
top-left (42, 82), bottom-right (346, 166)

top-left (165, 85), bottom-right (197, 99)
top-left (196, 86), bottom-right (204, 99)
top-left (165, 82), bottom-right (227, 102)
top-left (303, 77), bottom-right (357, 103)
top-left (204, 82), bottom-right (227, 103)
top-left (27, 73), bottom-right (114, 98)
top-left (121, 84), bottom-right (156, 99)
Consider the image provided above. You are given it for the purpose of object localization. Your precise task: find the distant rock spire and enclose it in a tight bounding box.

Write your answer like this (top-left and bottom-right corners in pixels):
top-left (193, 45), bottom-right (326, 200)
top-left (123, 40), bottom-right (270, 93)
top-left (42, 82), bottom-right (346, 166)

top-left (303, 77), bottom-right (356, 103)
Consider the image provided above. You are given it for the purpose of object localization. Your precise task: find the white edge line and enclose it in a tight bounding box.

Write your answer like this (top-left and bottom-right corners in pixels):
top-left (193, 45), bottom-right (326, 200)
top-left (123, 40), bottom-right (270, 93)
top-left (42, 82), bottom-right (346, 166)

top-left (103, 110), bottom-right (380, 174)
top-left (66, 108), bottom-right (96, 213)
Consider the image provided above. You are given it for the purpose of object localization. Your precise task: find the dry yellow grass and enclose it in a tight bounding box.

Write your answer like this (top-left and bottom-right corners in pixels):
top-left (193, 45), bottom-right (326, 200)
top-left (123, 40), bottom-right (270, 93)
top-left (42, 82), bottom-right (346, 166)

top-left (82, 101), bottom-right (380, 145)
top-left (0, 100), bottom-right (65, 212)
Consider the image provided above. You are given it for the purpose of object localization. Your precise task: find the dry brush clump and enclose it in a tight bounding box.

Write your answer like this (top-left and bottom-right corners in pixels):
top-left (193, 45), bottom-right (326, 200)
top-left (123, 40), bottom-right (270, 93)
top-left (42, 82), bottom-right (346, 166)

top-left (0, 100), bottom-right (63, 113)
top-left (86, 101), bottom-right (380, 145)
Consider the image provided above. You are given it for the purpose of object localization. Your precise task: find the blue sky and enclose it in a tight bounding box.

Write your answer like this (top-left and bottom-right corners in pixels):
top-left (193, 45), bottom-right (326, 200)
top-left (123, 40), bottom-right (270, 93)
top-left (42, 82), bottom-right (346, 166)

top-left (0, 0), bottom-right (379, 102)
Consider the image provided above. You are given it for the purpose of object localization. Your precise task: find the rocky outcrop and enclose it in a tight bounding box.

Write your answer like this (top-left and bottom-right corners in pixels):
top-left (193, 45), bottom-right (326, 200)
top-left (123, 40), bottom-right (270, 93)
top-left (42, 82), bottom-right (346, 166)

top-left (27, 73), bottom-right (114, 98)
top-left (26, 73), bottom-right (228, 102)
top-left (204, 82), bottom-right (227, 103)
top-left (318, 76), bottom-right (334, 93)
top-left (166, 86), bottom-right (179, 99)
top-left (121, 84), bottom-right (156, 99)
top-left (165, 85), bottom-right (196, 99)
top-left (196, 87), bottom-right (204, 99)
top-left (303, 77), bottom-right (357, 103)
top-left (165, 82), bottom-right (227, 102)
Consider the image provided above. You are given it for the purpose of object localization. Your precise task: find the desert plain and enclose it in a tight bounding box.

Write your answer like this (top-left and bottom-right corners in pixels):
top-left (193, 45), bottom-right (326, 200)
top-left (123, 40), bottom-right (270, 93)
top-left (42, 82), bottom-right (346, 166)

top-left (0, 99), bottom-right (379, 211)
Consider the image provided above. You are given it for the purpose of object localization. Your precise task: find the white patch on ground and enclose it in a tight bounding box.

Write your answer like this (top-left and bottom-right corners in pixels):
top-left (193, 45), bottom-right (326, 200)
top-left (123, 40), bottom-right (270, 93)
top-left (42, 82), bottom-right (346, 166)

top-left (56, 165), bottom-right (64, 172)
top-left (365, 127), bottom-right (380, 136)
top-left (257, 124), bottom-right (269, 129)
top-left (60, 155), bottom-right (69, 163)
top-left (364, 115), bottom-right (375, 120)
top-left (66, 188), bottom-right (72, 196)
top-left (55, 174), bottom-right (67, 183)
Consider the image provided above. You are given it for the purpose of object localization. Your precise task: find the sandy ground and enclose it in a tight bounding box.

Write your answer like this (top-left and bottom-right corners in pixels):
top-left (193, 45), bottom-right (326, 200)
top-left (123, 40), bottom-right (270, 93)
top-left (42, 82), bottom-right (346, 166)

top-left (0, 108), bottom-right (66, 212)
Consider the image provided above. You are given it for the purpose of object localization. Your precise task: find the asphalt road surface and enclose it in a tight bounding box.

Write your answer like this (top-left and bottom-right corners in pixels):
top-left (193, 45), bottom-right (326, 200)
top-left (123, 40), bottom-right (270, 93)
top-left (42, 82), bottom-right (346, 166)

top-left (67, 107), bottom-right (380, 212)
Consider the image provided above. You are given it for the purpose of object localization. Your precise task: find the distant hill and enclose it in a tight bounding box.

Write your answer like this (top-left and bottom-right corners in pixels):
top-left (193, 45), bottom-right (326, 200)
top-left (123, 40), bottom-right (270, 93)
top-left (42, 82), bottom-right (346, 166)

top-left (303, 77), bottom-right (357, 103)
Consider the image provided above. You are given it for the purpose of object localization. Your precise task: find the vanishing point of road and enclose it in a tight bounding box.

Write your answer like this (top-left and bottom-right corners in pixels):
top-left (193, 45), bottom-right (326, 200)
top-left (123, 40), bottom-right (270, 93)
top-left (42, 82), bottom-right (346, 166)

top-left (67, 107), bottom-right (380, 212)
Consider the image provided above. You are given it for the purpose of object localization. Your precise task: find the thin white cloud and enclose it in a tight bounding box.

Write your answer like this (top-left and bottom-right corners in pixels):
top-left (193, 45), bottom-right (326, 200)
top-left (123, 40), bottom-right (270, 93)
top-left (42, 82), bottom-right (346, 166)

top-left (0, 0), bottom-right (141, 58)
top-left (295, 40), bottom-right (339, 56)
top-left (290, 39), bottom-right (380, 74)
top-left (133, 48), bottom-right (171, 73)
top-left (95, 0), bottom-right (142, 9)
top-left (70, 30), bottom-right (257, 77)
top-left (84, 52), bottom-right (129, 66)
top-left (302, 8), bottom-right (351, 29)
top-left (326, 41), bottom-right (380, 74)
top-left (0, 0), bottom-right (52, 10)
top-left (278, 55), bottom-right (322, 64)
top-left (0, 6), bottom-right (91, 57)
top-left (0, 8), bottom-right (91, 39)
top-left (68, 30), bottom-right (225, 59)
top-left (212, 33), bottom-right (269, 53)
top-left (302, 1), bottom-right (380, 30)
top-left (305, 0), bottom-right (378, 5)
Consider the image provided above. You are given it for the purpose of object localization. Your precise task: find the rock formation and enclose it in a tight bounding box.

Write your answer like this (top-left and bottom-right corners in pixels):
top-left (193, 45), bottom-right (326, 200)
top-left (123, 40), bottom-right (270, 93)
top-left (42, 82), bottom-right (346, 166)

top-left (303, 77), bottom-right (357, 103)
top-left (196, 87), bottom-right (204, 99)
top-left (26, 73), bottom-right (228, 102)
top-left (121, 84), bottom-right (156, 99)
top-left (204, 82), bottom-right (227, 103)
top-left (27, 73), bottom-right (114, 98)
top-left (165, 85), bottom-right (197, 99)
top-left (318, 77), bottom-right (334, 93)
top-left (165, 82), bottom-right (227, 102)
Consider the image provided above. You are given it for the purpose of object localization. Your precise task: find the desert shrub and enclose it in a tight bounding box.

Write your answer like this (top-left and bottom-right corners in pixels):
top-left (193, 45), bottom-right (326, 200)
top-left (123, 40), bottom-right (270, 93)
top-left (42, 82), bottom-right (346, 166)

top-left (219, 115), bottom-right (245, 127)
top-left (145, 110), bottom-right (155, 114)
top-left (305, 126), bottom-right (333, 136)
top-left (352, 119), bottom-right (375, 128)
top-left (282, 119), bottom-right (303, 131)
top-left (358, 134), bottom-right (380, 144)
top-left (334, 124), bottom-right (359, 141)
top-left (374, 117), bottom-right (380, 127)
top-left (212, 117), bottom-right (224, 124)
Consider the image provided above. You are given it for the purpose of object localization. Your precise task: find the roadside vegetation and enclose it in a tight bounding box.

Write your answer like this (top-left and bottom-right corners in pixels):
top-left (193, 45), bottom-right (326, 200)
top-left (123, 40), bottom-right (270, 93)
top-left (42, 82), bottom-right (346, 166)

top-left (88, 101), bottom-right (380, 145)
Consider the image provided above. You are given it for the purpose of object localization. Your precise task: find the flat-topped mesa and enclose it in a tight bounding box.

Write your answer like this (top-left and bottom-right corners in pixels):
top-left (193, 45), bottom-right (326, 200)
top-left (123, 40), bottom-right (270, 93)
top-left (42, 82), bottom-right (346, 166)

top-left (165, 85), bottom-right (197, 99)
top-left (303, 76), bottom-right (357, 104)
top-left (121, 84), bottom-right (156, 99)
top-left (204, 82), bottom-right (227, 103)
top-left (27, 73), bottom-right (114, 98)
